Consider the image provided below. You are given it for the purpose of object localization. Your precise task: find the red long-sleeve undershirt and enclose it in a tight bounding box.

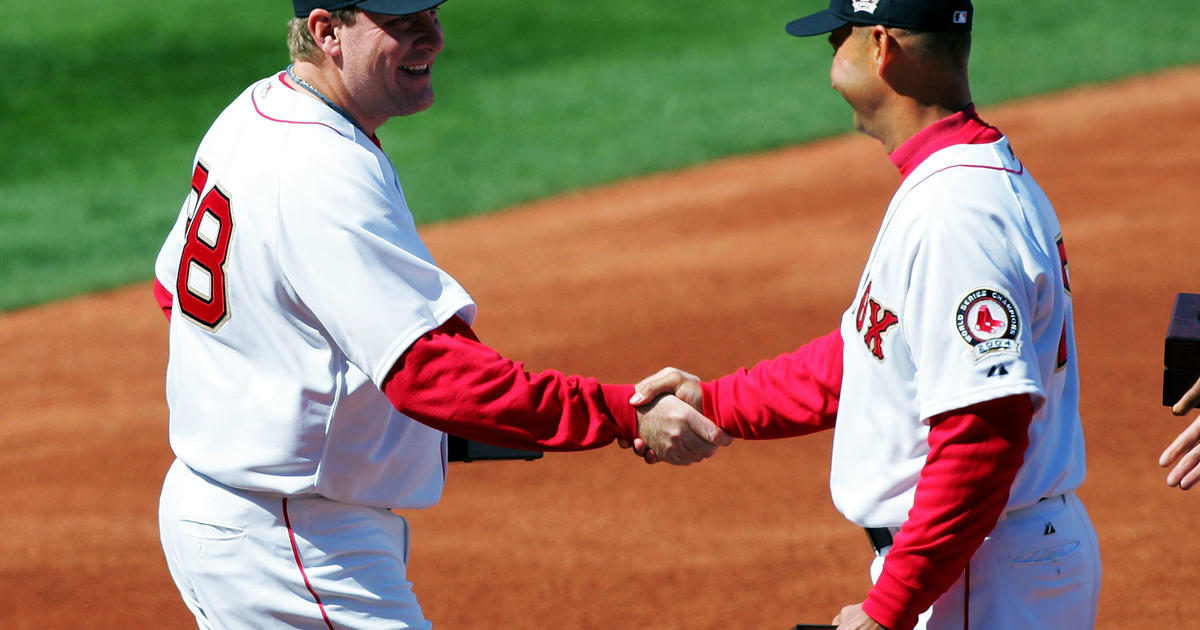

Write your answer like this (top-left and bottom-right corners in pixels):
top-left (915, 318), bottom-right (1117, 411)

top-left (699, 329), bottom-right (844, 437)
top-left (154, 280), bottom-right (173, 320)
top-left (381, 315), bottom-right (638, 450)
top-left (864, 394), bottom-right (1032, 630)
top-left (697, 327), bottom-right (1032, 630)
top-left (154, 280), bottom-right (637, 450)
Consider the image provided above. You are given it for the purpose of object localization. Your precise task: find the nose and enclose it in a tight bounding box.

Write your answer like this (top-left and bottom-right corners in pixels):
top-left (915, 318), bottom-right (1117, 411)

top-left (414, 11), bottom-right (444, 53)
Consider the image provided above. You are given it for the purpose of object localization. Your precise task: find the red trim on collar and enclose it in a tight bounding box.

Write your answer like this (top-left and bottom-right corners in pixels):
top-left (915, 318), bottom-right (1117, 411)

top-left (276, 72), bottom-right (382, 149)
top-left (889, 104), bottom-right (1003, 179)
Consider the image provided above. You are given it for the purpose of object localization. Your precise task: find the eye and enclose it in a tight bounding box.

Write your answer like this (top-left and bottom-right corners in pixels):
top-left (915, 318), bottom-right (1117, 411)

top-left (399, 8), bottom-right (437, 22)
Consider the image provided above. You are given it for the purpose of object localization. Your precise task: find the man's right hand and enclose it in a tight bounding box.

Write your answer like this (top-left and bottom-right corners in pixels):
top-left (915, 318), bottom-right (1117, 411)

top-left (624, 367), bottom-right (728, 464)
top-left (633, 393), bottom-right (731, 465)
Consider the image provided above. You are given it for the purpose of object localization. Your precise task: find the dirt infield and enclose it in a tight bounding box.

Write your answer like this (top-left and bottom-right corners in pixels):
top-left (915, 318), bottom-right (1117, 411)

top-left (2, 65), bottom-right (1198, 629)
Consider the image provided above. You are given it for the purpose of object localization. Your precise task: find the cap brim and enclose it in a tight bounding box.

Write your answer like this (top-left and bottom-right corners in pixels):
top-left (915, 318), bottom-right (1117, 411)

top-left (785, 10), bottom-right (848, 37)
top-left (354, 0), bottom-right (447, 15)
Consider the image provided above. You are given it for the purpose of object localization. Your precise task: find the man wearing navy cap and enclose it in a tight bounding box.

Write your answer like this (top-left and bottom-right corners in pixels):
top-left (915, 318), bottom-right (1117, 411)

top-left (152, 2), bottom-right (732, 627)
top-left (630, 1), bottom-right (1101, 628)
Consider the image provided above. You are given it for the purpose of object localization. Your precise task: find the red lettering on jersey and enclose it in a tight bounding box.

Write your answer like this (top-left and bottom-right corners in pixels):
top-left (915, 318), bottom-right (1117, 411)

top-left (1056, 234), bottom-right (1072, 294)
top-left (855, 282), bottom-right (872, 332)
top-left (863, 300), bottom-right (900, 360)
top-left (1055, 235), bottom-right (1071, 369)
top-left (854, 281), bottom-right (899, 360)
top-left (190, 162), bottom-right (209, 200)
top-left (1056, 321), bottom-right (1068, 371)
top-left (177, 163), bottom-right (234, 330)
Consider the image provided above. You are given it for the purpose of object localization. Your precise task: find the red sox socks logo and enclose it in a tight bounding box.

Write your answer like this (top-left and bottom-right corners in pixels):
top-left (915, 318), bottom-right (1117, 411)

top-left (855, 281), bottom-right (899, 360)
top-left (956, 288), bottom-right (1022, 360)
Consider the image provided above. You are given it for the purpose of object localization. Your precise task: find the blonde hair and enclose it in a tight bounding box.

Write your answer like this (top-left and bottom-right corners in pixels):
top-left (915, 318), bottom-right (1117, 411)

top-left (287, 9), bottom-right (359, 63)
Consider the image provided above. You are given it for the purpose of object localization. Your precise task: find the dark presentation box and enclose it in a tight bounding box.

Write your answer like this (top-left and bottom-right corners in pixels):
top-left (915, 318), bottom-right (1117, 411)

top-left (1164, 293), bottom-right (1200, 406)
top-left (446, 436), bottom-right (543, 462)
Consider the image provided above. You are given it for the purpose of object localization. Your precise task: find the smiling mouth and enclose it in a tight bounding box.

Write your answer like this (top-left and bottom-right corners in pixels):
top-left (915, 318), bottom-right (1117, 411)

top-left (401, 64), bottom-right (431, 75)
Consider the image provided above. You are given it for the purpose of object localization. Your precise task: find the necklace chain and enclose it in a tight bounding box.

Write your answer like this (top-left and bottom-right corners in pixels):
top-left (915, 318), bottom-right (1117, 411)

top-left (286, 64), bottom-right (364, 132)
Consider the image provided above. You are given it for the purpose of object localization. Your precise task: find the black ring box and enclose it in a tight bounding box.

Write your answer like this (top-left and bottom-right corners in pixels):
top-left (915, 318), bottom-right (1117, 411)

top-left (1164, 293), bottom-right (1200, 406)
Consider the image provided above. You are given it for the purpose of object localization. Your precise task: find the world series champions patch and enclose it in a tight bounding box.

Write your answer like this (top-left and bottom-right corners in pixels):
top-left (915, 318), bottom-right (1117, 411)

top-left (956, 288), bottom-right (1021, 360)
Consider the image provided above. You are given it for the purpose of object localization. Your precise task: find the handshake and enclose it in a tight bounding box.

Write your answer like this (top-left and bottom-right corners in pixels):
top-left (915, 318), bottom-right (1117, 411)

top-left (626, 367), bottom-right (733, 466)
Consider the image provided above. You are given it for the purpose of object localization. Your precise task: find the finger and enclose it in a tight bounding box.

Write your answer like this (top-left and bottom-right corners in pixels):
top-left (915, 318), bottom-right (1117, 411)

top-left (1168, 445), bottom-right (1200, 488)
top-left (630, 367), bottom-right (680, 405)
top-left (680, 430), bottom-right (719, 461)
top-left (1179, 462), bottom-right (1200, 490)
top-left (666, 410), bottom-right (720, 463)
top-left (687, 412), bottom-right (733, 447)
top-left (642, 449), bottom-right (659, 465)
top-left (629, 367), bottom-right (699, 406)
top-left (675, 381), bottom-right (705, 412)
top-left (1160, 419), bottom-right (1200, 467)
top-left (1173, 377), bottom-right (1200, 415)
top-left (664, 429), bottom-right (705, 465)
top-left (617, 438), bottom-right (632, 449)
top-left (632, 438), bottom-right (647, 456)
top-left (666, 438), bottom-right (701, 465)
top-left (679, 416), bottom-right (725, 460)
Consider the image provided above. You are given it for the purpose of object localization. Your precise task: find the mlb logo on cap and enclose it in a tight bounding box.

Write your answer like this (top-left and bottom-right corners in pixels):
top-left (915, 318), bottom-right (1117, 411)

top-left (786, 0), bottom-right (974, 37)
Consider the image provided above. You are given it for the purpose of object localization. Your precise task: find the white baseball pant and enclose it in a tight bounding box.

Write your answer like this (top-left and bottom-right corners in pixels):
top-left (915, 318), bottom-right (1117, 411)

top-left (159, 459), bottom-right (431, 630)
top-left (870, 491), bottom-right (1101, 629)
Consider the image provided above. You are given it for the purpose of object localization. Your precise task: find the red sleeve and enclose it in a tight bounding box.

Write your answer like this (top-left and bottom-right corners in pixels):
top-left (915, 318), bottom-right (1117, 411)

top-left (862, 394), bottom-right (1034, 630)
top-left (697, 328), bottom-right (842, 439)
top-left (154, 279), bottom-right (173, 321)
top-left (382, 316), bottom-right (637, 451)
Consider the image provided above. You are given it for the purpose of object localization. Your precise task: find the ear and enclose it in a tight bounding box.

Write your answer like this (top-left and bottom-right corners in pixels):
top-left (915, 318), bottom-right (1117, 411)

top-left (306, 9), bottom-right (342, 58)
top-left (870, 24), bottom-right (897, 76)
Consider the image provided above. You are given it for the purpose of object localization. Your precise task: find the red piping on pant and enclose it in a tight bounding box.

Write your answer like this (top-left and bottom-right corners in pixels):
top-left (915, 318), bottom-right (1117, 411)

top-left (283, 498), bottom-right (336, 630)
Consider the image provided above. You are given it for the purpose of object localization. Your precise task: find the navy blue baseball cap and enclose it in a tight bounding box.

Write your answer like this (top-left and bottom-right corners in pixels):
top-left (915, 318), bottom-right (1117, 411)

top-left (786, 0), bottom-right (973, 37)
top-left (293, 0), bottom-right (446, 18)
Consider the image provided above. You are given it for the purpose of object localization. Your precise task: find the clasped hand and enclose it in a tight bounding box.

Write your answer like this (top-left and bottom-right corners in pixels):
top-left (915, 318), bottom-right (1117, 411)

top-left (626, 367), bottom-right (731, 465)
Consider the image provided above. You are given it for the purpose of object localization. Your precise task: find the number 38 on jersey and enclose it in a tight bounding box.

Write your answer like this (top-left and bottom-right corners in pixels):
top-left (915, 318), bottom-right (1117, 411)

top-left (176, 162), bottom-right (234, 330)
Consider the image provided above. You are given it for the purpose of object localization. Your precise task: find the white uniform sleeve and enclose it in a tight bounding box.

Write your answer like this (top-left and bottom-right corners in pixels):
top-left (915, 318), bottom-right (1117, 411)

top-left (900, 171), bottom-right (1047, 420)
top-left (154, 195), bottom-right (193, 293)
top-left (275, 145), bottom-right (475, 388)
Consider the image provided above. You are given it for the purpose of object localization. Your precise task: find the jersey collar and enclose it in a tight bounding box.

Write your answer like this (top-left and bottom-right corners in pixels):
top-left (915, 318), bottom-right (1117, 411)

top-left (888, 104), bottom-right (1003, 179)
top-left (276, 71), bottom-right (383, 149)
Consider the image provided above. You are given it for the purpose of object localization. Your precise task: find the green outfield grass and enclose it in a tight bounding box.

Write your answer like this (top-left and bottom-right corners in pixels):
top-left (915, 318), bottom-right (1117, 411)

top-left (2, 0), bottom-right (1198, 311)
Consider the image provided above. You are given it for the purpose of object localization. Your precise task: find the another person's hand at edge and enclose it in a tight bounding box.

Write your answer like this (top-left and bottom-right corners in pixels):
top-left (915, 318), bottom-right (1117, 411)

top-left (1160, 376), bottom-right (1200, 489)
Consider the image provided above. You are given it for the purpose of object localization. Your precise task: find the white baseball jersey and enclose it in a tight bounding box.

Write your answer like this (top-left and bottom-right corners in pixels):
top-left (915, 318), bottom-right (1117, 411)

top-left (830, 135), bottom-right (1086, 527)
top-left (154, 72), bottom-right (476, 509)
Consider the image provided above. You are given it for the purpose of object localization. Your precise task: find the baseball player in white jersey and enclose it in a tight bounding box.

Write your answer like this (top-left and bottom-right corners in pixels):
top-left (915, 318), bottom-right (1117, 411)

top-left (628, 1), bottom-right (1101, 628)
top-left (152, 1), bottom-right (731, 628)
